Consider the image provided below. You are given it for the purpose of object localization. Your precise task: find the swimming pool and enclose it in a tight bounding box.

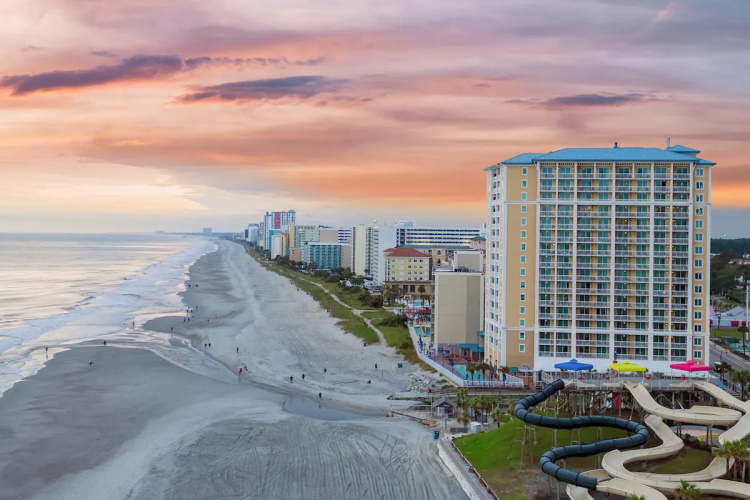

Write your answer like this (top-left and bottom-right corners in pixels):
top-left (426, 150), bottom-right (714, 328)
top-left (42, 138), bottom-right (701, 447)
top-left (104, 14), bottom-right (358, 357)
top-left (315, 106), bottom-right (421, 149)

top-left (453, 365), bottom-right (487, 381)
top-left (415, 326), bottom-right (432, 337)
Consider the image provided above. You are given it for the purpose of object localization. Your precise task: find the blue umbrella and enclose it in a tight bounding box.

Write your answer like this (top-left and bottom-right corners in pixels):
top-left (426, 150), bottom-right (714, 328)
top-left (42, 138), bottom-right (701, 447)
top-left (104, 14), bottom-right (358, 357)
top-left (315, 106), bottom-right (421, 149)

top-left (554, 359), bottom-right (594, 371)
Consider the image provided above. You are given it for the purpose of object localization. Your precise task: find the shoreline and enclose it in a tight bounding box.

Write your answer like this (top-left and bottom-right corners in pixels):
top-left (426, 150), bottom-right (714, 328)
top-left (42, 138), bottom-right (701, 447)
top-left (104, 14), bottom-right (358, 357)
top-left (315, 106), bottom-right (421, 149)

top-left (0, 239), bottom-right (465, 499)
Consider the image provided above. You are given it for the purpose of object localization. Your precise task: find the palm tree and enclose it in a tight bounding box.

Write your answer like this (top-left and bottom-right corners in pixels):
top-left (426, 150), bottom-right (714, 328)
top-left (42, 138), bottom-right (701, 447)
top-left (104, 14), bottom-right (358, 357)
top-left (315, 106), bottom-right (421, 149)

top-left (493, 408), bottom-right (504, 429)
top-left (465, 362), bottom-right (477, 381)
top-left (714, 439), bottom-right (750, 480)
top-left (717, 361), bottom-right (732, 385)
top-left (730, 369), bottom-right (750, 400)
top-left (672, 480), bottom-right (701, 500)
top-left (456, 388), bottom-right (469, 410)
top-left (498, 365), bottom-right (511, 383)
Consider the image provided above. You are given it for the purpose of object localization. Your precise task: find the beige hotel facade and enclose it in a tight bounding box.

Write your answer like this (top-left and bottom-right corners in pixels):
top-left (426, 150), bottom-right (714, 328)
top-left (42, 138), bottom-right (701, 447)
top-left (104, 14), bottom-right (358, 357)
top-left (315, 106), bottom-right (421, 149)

top-left (484, 145), bottom-right (714, 372)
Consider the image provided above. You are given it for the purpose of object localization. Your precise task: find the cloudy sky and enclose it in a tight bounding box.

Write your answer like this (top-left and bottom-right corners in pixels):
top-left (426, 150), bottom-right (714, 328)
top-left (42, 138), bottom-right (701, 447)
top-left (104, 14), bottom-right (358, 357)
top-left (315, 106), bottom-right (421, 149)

top-left (1, 0), bottom-right (749, 235)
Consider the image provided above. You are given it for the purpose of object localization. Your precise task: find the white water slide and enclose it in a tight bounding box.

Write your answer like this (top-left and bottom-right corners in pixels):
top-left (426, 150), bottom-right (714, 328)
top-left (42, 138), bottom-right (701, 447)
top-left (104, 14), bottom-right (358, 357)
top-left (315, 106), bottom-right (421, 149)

top-left (564, 382), bottom-right (750, 499)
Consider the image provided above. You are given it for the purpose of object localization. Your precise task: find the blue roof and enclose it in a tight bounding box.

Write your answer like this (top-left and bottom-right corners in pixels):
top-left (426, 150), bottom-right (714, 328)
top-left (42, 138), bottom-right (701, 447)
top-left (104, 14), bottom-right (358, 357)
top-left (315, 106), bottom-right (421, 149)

top-left (667, 145), bottom-right (701, 154)
top-left (500, 153), bottom-right (544, 165)
top-left (476, 330), bottom-right (485, 337)
top-left (496, 147), bottom-right (715, 165)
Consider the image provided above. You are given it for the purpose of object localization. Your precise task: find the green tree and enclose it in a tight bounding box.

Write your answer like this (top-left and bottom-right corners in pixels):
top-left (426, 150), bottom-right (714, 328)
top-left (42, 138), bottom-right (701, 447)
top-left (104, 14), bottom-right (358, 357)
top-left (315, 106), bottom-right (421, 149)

top-left (730, 369), bottom-right (750, 401)
top-left (714, 439), bottom-right (750, 480)
top-left (465, 362), bottom-right (477, 381)
top-left (672, 480), bottom-right (701, 500)
top-left (628, 495), bottom-right (646, 500)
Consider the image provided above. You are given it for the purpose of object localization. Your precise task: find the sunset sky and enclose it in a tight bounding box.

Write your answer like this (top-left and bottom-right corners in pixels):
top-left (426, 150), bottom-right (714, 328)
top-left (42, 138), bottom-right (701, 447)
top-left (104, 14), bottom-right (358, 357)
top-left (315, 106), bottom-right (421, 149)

top-left (1, 0), bottom-right (749, 235)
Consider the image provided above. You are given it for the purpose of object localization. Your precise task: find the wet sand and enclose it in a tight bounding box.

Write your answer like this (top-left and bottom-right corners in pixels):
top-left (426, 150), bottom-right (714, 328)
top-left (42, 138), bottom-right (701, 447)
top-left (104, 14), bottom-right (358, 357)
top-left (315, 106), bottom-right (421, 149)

top-left (0, 241), bottom-right (464, 499)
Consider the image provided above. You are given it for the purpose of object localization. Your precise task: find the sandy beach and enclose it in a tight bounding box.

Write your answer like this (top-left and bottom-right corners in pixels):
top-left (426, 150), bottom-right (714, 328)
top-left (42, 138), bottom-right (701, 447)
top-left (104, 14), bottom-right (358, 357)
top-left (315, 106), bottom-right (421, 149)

top-left (0, 240), bottom-right (464, 499)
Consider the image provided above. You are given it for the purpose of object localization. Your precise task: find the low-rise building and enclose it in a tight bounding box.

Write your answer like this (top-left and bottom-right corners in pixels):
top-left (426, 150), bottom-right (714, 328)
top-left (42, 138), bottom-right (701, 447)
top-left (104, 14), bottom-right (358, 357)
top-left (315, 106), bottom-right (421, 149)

top-left (288, 247), bottom-right (303, 263)
top-left (433, 270), bottom-right (485, 349)
top-left (383, 247), bottom-right (432, 295)
top-left (301, 242), bottom-right (352, 271)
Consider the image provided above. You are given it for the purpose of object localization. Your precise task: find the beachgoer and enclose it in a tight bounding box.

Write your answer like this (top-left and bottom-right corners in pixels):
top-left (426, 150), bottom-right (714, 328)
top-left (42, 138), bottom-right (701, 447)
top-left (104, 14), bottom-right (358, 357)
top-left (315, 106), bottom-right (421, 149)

top-left (103, 340), bottom-right (107, 346)
top-left (367, 380), bottom-right (371, 384)
top-left (184, 318), bottom-right (186, 322)
top-left (209, 343), bottom-right (211, 348)
top-left (375, 363), bottom-right (378, 369)
top-left (204, 343), bottom-right (207, 348)
top-left (45, 347), bottom-right (48, 352)
top-left (302, 374), bottom-right (305, 380)
top-left (89, 361), bottom-right (93, 366)
top-left (318, 392), bottom-right (322, 399)
top-left (239, 368), bottom-right (243, 375)
top-left (324, 367), bottom-right (327, 373)
top-left (236, 347), bottom-right (239, 353)
top-left (290, 375), bottom-right (294, 383)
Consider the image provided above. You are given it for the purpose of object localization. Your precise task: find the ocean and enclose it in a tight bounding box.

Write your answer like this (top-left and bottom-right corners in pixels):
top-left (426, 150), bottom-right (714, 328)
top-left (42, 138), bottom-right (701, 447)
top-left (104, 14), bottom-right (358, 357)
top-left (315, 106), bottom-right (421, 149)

top-left (0, 233), bottom-right (217, 396)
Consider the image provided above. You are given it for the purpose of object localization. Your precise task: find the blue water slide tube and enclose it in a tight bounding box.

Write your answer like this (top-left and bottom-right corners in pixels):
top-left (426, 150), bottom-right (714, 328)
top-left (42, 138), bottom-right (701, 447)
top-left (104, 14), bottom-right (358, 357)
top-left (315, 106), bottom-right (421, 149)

top-left (513, 379), bottom-right (650, 489)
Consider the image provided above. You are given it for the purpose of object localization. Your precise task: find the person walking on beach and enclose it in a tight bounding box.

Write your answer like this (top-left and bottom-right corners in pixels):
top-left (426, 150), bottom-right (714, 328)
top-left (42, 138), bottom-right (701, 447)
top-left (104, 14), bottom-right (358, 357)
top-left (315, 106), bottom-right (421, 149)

top-left (290, 375), bottom-right (294, 383)
top-left (45, 347), bottom-right (48, 353)
top-left (89, 361), bottom-right (93, 366)
top-left (239, 368), bottom-right (243, 375)
top-left (103, 340), bottom-right (107, 347)
top-left (324, 367), bottom-right (327, 373)
top-left (208, 343), bottom-right (211, 348)
top-left (236, 347), bottom-right (239, 354)
top-left (375, 363), bottom-right (378, 369)
top-left (318, 392), bottom-right (322, 399)
top-left (302, 374), bottom-right (305, 380)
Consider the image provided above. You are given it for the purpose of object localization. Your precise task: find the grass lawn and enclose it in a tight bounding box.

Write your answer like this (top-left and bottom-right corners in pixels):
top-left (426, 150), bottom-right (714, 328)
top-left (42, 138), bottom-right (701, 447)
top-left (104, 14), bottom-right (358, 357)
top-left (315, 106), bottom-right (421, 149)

top-left (361, 311), bottom-right (420, 363)
top-left (454, 417), bottom-right (627, 499)
top-left (321, 282), bottom-right (376, 310)
top-left (711, 328), bottom-right (746, 338)
top-left (649, 446), bottom-right (713, 474)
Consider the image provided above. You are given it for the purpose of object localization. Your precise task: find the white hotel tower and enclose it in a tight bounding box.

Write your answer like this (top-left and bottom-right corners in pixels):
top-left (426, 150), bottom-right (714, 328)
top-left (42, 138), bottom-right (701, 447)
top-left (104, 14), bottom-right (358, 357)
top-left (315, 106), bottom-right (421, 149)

top-left (484, 144), bottom-right (714, 372)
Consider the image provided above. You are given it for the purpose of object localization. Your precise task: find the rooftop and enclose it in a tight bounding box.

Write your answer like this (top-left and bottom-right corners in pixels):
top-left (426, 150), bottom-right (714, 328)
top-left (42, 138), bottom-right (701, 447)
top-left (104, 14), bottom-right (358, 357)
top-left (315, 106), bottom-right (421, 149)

top-left (384, 247), bottom-right (431, 258)
top-left (470, 236), bottom-right (486, 241)
top-left (399, 244), bottom-right (471, 250)
top-left (491, 146), bottom-right (715, 167)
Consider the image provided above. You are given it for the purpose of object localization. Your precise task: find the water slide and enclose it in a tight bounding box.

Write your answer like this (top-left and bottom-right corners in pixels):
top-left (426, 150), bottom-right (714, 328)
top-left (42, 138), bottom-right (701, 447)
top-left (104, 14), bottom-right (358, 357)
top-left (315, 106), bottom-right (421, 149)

top-left (514, 379), bottom-right (650, 489)
top-left (694, 380), bottom-right (750, 445)
top-left (517, 379), bottom-right (750, 499)
top-left (625, 381), bottom-right (742, 426)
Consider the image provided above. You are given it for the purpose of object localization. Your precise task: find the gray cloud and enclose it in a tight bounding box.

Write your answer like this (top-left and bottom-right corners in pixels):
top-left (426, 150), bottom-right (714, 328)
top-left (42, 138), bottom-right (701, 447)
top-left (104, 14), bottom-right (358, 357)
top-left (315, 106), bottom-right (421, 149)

top-left (175, 76), bottom-right (349, 103)
top-left (90, 50), bottom-right (118, 58)
top-left (509, 92), bottom-right (661, 111)
top-left (1, 55), bottom-right (327, 96)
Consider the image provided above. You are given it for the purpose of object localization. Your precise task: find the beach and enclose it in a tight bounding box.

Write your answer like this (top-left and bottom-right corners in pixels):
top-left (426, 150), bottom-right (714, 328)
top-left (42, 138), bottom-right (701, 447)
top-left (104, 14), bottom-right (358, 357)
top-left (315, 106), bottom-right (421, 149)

top-left (0, 240), bottom-right (464, 499)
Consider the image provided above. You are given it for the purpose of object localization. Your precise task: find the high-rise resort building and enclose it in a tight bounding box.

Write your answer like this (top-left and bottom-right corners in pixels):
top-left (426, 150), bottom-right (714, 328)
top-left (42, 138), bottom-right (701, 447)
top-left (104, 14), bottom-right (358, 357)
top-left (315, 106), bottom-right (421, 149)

top-left (484, 144), bottom-right (714, 372)
top-left (263, 210), bottom-right (296, 250)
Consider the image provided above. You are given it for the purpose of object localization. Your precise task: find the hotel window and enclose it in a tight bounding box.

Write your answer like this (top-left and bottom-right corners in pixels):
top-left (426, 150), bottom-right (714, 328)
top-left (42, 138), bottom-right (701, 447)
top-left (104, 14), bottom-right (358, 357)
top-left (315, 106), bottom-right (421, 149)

top-left (520, 319), bottom-right (526, 327)
top-left (520, 306), bottom-right (526, 314)
top-left (521, 205), bottom-right (527, 213)
top-left (521, 243), bottom-right (527, 251)
top-left (520, 268), bottom-right (526, 276)
top-left (695, 298), bottom-right (703, 307)
top-left (696, 168), bottom-right (704, 177)
top-left (695, 181), bottom-right (704, 190)
top-left (695, 259), bottom-right (703, 268)
top-left (695, 246), bottom-right (703, 255)
top-left (695, 194), bottom-right (704, 202)
top-left (695, 233), bottom-right (703, 242)
top-left (521, 218), bottom-right (527, 226)
top-left (519, 344), bottom-right (526, 352)
top-left (519, 332), bottom-right (526, 340)
top-left (522, 167), bottom-right (528, 175)
top-left (520, 281), bottom-right (526, 289)
top-left (522, 180), bottom-right (528, 188)
top-left (695, 285), bottom-right (703, 294)
top-left (695, 272), bottom-right (703, 280)
top-left (696, 208), bottom-right (704, 216)
top-left (694, 311), bottom-right (703, 320)
top-left (695, 220), bottom-right (703, 229)
top-left (694, 324), bottom-right (703, 333)
top-left (694, 350), bottom-right (702, 360)
top-left (522, 193), bottom-right (528, 200)
top-left (521, 230), bottom-right (527, 238)
top-left (520, 256), bottom-right (526, 264)
top-left (520, 294), bottom-right (526, 301)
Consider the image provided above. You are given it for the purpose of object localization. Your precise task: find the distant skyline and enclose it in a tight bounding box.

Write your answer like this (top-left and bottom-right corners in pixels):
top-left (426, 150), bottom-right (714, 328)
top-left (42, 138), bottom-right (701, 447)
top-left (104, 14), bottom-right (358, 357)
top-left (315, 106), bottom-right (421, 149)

top-left (1, 0), bottom-right (749, 236)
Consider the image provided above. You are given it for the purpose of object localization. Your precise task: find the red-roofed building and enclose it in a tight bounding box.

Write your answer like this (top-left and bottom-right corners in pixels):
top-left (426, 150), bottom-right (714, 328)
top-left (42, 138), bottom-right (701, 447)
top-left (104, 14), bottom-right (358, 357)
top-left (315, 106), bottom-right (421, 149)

top-left (383, 247), bottom-right (432, 296)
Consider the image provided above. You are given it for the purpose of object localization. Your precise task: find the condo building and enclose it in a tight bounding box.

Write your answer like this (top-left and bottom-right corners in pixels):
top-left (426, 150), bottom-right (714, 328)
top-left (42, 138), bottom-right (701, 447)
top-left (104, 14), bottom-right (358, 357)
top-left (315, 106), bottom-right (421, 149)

top-left (263, 210), bottom-right (296, 249)
top-left (301, 242), bottom-right (352, 271)
top-left (484, 145), bottom-right (714, 372)
top-left (396, 226), bottom-right (482, 247)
